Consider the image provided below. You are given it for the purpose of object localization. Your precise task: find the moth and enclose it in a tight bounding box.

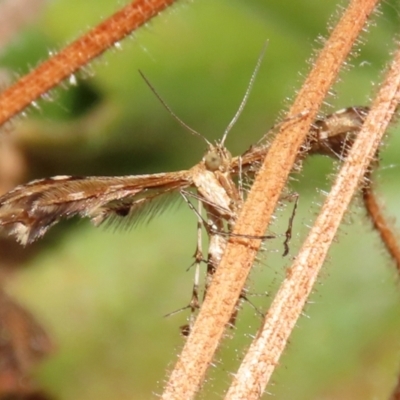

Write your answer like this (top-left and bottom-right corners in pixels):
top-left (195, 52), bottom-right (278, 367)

top-left (0, 99), bottom-right (371, 335)
top-left (0, 105), bottom-right (370, 246)
top-left (0, 39), bottom-right (372, 332)
top-left (0, 104), bottom-right (369, 267)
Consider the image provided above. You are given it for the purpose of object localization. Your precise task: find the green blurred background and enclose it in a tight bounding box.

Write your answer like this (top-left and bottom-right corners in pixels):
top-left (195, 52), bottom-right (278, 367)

top-left (1, 0), bottom-right (400, 398)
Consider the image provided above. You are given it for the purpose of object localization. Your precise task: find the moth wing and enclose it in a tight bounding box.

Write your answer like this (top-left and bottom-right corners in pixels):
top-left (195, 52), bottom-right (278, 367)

top-left (98, 189), bottom-right (183, 231)
top-left (0, 171), bottom-right (191, 245)
top-left (230, 106), bottom-right (371, 175)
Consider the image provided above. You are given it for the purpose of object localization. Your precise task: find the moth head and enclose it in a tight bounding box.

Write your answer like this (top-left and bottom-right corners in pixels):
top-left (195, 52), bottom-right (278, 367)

top-left (204, 145), bottom-right (232, 172)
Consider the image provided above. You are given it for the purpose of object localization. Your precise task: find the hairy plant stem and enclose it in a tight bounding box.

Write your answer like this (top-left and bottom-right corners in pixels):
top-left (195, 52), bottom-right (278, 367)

top-left (0, 0), bottom-right (178, 127)
top-left (162, 0), bottom-right (379, 399)
top-left (226, 43), bottom-right (400, 400)
top-left (363, 179), bottom-right (400, 271)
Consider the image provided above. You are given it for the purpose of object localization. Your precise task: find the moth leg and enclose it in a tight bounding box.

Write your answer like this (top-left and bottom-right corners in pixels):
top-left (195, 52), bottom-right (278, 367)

top-left (237, 155), bottom-right (244, 203)
top-left (186, 200), bottom-right (204, 332)
top-left (239, 289), bottom-right (266, 316)
top-left (280, 192), bottom-right (299, 257)
top-left (177, 193), bottom-right (210, 336)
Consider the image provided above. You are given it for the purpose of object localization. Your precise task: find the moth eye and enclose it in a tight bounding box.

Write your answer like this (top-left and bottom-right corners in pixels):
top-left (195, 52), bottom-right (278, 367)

top-left (205, 152), bottom-right (222, 171)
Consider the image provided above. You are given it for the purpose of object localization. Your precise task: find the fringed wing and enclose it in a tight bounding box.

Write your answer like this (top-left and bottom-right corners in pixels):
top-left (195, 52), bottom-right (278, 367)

top-left (0, 171), bottom-right (191, 245)
top-left (230, 106), bottom-right (370, 174)
top-left (306, 106), bottom-right (369, 158)
top-left (99, 188), bottom-right (183, 230)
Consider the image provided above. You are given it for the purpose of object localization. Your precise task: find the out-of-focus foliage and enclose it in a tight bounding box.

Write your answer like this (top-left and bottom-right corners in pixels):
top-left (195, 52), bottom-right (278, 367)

top-left (0, 0), bottom-right (399, 399)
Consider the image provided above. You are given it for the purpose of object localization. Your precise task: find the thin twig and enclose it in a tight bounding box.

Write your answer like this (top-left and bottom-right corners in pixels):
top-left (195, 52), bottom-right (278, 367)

top-left (162, 0), bottom-right (378, 398)
top-left (362, 180), bottom-right (400, 271)
top-left (226, 42), bottom-right (400, 400)
top-left (0, 0), bottom-right (178, 127)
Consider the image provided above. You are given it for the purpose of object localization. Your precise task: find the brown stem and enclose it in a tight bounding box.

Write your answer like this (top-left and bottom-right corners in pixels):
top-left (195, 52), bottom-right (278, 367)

top-left (362, 178), bottom-right (400, 271)
top-left (161, 0), bottom-right (378, 399)
top-left (0, 0), bottom-right (178, 127)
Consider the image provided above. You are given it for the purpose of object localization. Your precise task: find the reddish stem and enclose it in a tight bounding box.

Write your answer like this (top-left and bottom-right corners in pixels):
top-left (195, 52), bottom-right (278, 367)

top-left (0, 0), bottom-right (178, 127)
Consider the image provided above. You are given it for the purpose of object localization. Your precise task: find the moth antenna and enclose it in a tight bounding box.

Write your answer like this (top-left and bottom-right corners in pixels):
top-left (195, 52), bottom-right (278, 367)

top-left (138, 70), bottom-right (211, 146)
top-left (220, 41), bottom-right (269, 146)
